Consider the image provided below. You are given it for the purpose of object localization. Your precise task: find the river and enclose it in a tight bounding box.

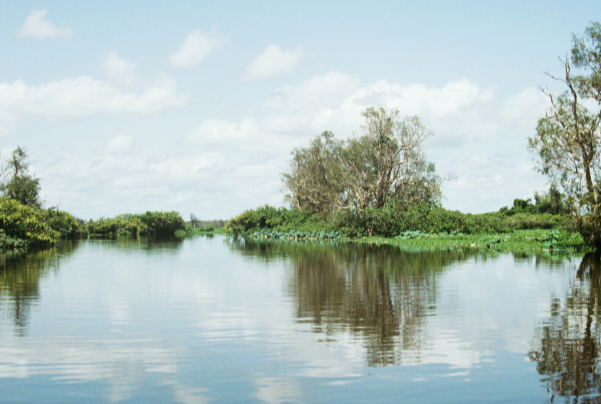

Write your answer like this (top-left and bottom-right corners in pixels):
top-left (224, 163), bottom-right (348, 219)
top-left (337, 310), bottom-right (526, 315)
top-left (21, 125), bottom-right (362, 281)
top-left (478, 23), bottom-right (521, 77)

top-left (0, 235), bottom-right (598, 403)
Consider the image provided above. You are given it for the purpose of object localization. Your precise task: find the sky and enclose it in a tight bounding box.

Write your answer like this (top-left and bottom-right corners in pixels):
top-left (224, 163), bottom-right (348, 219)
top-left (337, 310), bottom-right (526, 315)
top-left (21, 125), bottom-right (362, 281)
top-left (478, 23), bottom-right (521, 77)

top-left (0, 1), bottom-right (599, 220)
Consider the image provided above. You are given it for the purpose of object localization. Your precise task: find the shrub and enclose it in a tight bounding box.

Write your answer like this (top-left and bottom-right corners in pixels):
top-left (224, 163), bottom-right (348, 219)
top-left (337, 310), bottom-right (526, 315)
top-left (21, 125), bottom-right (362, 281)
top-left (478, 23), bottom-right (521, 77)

top-left (225, 205), bottom-right (334, 235)
top-left (43, 208), bottom-right (86, 239)
top-left (86, 211), bottom-right (185, 238)
top-left (226, 203), bottom-right (577, 239)
top-left (137, 211), bottom-right (185, 236)
top-left (0, 198), bottom-right (57, 248)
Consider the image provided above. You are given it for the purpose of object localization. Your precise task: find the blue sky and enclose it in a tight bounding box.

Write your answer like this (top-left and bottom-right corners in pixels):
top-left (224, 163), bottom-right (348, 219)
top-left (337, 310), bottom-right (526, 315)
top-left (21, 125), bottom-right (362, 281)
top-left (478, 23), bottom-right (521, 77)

top-left (0, 1), bottom-right (599, 219)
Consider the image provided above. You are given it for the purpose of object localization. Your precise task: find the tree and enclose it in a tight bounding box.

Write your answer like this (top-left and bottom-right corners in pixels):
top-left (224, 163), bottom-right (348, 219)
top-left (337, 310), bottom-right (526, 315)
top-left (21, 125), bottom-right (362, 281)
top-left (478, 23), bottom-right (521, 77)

top-left (282, 107), bottom-right (442, 216)
top-left (528, 22), bottom-right (601, 247)
top-left (571, 22), bottom-right (601, 103)
top-left (282, 131), bottom-right (346, 217)
top-left (343, 108), bottom-right (442, 210)
top-left (0, 146), bottom-right (42, 208)
top-left (190, 213), bottom-right (200, 228)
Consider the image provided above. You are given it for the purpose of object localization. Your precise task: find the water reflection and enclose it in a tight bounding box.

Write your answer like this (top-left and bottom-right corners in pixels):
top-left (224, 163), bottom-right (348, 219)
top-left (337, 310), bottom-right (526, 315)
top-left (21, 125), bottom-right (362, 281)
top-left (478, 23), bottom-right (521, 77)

top-left (0, 242), bottom-right (80, 335)
top-left (529, 252), bottom-right (601, 402)
top-left (230, 239), bottom-right (479, 366)
top-left (88, 236), bottom-right (185, 255)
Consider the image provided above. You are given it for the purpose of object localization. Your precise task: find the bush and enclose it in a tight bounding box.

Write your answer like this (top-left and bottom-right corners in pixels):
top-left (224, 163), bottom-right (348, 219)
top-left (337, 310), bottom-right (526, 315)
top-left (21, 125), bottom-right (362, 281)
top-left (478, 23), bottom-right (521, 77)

top-left (0, 228), bottom-right (28, 250)
top-left (86, 211), bottom-right (185, 238)
top-left (87, 216), bottom-right (147, 238)
top-left (225, 205), bottom-right (334, 235)
top-left (226, 203), bottom-right (577, 239)
top-left (43, 208), bottom-right (86, 239)
top-left (137, 211), bottom-right (185, 236)
top-left (0, 198), bottom-right (58, 248)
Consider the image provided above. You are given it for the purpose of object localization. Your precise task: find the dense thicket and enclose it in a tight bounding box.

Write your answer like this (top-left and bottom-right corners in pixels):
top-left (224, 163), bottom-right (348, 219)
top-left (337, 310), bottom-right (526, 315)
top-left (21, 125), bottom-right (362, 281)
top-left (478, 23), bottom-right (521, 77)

top-left (0, 195), bottom-right (188, 251)
top-left (86, 211), bottom-right (186, 238)
top-left (225, 202), bottom-right (574, 239)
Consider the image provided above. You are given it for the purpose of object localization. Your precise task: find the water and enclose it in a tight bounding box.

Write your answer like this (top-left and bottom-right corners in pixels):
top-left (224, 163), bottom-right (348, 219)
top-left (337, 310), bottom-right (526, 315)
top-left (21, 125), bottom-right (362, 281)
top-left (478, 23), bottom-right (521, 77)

top-left (0, 235), bottom-right (598, 403)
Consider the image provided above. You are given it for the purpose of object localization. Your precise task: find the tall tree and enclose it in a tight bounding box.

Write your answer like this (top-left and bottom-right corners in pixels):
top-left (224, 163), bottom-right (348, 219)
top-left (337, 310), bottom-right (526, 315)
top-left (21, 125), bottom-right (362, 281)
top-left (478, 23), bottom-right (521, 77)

top-left (343, 107), bottom-right (441, 210)
top-left (282, 107), bottom-right (442, 216)
top-left (0, 146), bottom-right (42, 208)
top-left (528, 22), bottom-right (601, 247)
top-left (282, 131), bottom-right (346, 217)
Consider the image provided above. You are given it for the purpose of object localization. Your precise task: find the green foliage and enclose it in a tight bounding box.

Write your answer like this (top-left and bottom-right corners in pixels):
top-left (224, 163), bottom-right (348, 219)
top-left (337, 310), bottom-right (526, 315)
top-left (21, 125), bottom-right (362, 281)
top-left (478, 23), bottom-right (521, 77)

top-left (137, 211), bottom-right (185, 236)
top-left (576, 209), bottom-right (601, 249)
top-left (86, 211), bottom-right (185, 238)
top-left (0, 228), bottom-right (28, 250)
top-left (0, 146), bottom-right (42, 208)
top-left (43, 208), bottom-right (86, 239)
top-left (282, 108), bottom-right (442, 216)
top-left (227, 202), bottom-right (575, 243)
top-left (282, 131), bottom-right (345, 217)
top-left (528, 22), bottom-right (601, 248)
top-left (225, 205), bottom-right (335, 236)
top-left (247, 229), bottom-right (343, 241)
top-left (87, 216), bottom-right (147, 238)
top-left (383, 229), bottom-right (586, 252)
top-left (0, 197), bottom-right (58, 248)
top-left (499, 187), bottom-right (572, 217)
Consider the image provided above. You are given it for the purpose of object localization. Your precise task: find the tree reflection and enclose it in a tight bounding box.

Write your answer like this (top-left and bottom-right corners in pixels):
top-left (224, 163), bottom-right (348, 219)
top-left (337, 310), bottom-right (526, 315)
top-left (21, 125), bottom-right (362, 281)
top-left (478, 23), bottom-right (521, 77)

top-left (529, 252), bottom-right (601, 402)
top-left (228, 239), bottom-right (476, 367)
top-left (0, 242), bottom-right (79, 335)
top-left (88, 236), bottom-right (185, 255)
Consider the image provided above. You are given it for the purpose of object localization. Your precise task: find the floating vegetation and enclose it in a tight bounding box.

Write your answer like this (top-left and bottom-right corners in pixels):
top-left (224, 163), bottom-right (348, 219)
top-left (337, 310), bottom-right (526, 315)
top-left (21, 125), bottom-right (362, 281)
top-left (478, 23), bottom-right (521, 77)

top-left (247, 229), bottom-right (344, 241)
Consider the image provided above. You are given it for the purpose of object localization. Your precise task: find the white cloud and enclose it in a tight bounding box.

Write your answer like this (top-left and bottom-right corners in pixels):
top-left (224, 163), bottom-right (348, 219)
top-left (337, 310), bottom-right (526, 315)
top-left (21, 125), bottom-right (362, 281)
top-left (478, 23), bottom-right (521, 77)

top-left (174, 74), bottom-right (548, 215)
top-left (38, 149), bottom-right (281, 219)
top-left (0, 74), bottom-right (188, 136)
top-left (259, 75), bottom-right (498, 148)
top-left (18, 9), bottom-right (73, 39)
top-left (100, 136), bottom-right (139, 155)
top-left (103, 53), bottom-right (140, 89)
top-left (26, 70), bottom-right (551, 218)
top-left (501, 87), bottom-right (548, 128)
top-left (242, 45), bottom-right (305, 81)
top-left (184, 118), bottom-right (262, 146)
top-left (346, 78), bottom-right (495, 118)
top-left (264, 72), bottom-right (360, 136)
top-left (169, 29), bottom-right (225, 68)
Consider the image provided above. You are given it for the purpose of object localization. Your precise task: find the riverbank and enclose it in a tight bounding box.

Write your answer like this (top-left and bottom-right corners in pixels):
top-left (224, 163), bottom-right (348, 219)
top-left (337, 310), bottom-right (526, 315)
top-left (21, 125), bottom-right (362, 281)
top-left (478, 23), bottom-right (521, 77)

top-left (225, 204), bottom-right (592, 253)
top-left (239, 228), bottom-right (591, 253)
top-left (356, 229), bottom-right (591, 253)
top-left (0, 197), bottom-right (198, 252)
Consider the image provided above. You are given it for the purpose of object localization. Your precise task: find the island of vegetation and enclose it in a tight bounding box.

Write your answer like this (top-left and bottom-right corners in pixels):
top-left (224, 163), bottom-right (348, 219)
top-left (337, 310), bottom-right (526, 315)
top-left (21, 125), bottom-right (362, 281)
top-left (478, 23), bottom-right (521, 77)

top-left (2, 23), bottom-right (601, 254)
top-left (225, 22), bottom-right (601, 253)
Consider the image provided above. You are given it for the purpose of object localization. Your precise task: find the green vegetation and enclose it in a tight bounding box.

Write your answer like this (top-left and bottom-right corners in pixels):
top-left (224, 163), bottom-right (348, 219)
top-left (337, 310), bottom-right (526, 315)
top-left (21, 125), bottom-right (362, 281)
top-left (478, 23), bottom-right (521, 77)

top-left (363, 229), bottom-right (587, 253)
top-left (5, 24), bottom-right (601, 254)
top-left (0, 198), bottom-right (58, 249)
top-left (0, 197), bottom-right (188, 252)
top-left (225, 23), bottom-right (601, 252)
top-left (87, 211), bottom-right (185, 238)
top-left (225, 200), bottom-right (587, 252)
top-left (529, 22), bottom-right (601, 248)
top-left (282, 107), bottom-right (442, 218)
top-left (0, 146), bottom-right (42, 208)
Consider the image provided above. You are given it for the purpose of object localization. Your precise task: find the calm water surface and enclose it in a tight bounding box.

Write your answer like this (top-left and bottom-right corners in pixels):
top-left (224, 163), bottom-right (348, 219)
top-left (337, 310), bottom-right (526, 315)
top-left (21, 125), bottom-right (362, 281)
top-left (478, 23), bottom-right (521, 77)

top-left (0, 235), bottom-right (599, 403)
